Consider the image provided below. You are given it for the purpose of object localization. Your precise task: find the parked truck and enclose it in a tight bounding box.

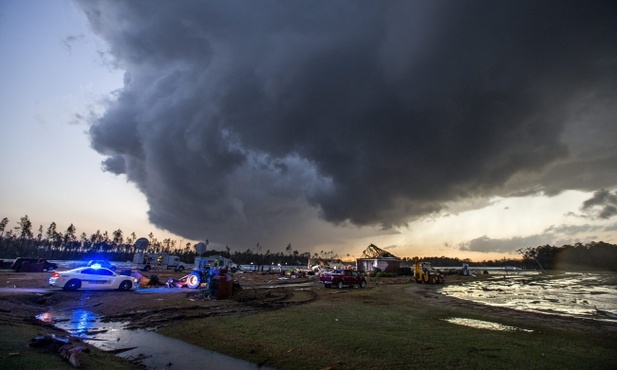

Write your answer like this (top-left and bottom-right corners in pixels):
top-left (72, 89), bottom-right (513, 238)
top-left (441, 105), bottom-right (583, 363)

top-left (10, 257), bottom-right (58, 272)
top-left (319, 269), bottom-right (367, 289)
top-left (133, 252), bottom-right (190, 272)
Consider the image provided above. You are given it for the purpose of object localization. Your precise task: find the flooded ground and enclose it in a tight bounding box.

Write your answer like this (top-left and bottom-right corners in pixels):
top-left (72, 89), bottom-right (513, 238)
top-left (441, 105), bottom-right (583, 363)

top-left (443, 317), bottom-right (534, 332)
top-left (440, 272), bottom-right (617, 322)
top-left (37, 309), bottom-right (275, 370)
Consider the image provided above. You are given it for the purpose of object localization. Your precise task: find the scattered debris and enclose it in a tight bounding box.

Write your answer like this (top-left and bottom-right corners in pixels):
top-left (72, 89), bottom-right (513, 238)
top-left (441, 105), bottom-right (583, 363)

top-left (28, 333), bottom-right (88, 368)
top-left (357, 244), bottom-right (401, 273)
top-left (595, 306), bottom-right (617, 320)
top-left (58, 343), bottom-right (86, 368)
top-left (360, 244), bottom-right (399, 259)
top-left (147, 274), bottom-right (161, 286)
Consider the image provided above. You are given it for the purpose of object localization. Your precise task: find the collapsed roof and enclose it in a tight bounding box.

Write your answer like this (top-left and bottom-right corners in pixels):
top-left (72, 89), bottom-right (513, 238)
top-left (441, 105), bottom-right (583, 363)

top-left (360, 244), bottom-right (400, 259)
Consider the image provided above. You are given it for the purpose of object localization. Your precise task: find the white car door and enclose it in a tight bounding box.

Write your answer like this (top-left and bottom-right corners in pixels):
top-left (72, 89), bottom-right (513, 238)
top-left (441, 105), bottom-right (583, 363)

top-left (94, 268), bottom-right (116, 288)
top-left (80, 268), bottom-right (115, 289)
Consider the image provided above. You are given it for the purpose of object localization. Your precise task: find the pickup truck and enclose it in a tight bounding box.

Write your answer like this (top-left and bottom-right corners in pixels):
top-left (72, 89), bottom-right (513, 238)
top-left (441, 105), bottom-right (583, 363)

top-left (319, 269), bottom-right (367, 289)
top-left (10, 257), bottom-right (58, 272)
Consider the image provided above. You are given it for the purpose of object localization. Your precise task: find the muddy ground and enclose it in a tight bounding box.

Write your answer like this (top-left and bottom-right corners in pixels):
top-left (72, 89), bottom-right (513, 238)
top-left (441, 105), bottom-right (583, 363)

top-left (1, 268), bottom-right (617, 370)
top-left (0, 269), bottom-right (320, 326)
top-left (1, 269), bottom-right (615, 335)
top-left (1, 269), bottom-right (354, 328)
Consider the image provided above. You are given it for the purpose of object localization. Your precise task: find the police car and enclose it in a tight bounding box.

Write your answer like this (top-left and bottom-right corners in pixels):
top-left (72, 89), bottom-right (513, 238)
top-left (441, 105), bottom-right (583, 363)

top-left (49, 266), bottom-right (138, 291)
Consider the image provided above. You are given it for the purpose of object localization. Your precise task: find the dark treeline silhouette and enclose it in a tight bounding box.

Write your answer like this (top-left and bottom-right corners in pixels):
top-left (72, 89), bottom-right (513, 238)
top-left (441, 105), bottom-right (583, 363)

top-left (403, 242), bottom-right (617, 272)
top-left (0, 215), bottom-right (200, 262)
top-left (400, 256), bottom-right (524, 268)
top-left (2, 216), bottom-right (616, 270)
top-left (518, 241), bottom-right (617, 272)
top-left (0, 216), bottom-right (313, 266)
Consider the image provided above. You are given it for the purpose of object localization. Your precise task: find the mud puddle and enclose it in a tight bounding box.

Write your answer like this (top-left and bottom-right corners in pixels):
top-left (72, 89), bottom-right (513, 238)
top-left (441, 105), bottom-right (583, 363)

top-left (37, 309), bottom-right (274, 369)
top-left (444, 317), bottom-right (533, 332)
top-left (441, 272), bottom-right (617, 321)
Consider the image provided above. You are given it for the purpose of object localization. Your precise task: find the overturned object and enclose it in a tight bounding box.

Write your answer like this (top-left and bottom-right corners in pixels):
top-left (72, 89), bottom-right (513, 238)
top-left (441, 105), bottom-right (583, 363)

top-left (595, 306), bottom-right (617, 320)
top-left (29, 334), bottom-right (87, 368)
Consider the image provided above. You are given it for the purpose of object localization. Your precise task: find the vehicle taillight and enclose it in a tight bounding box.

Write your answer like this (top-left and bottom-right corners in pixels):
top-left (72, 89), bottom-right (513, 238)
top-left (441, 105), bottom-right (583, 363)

top-left (52, 272), bottom-right (60, 278)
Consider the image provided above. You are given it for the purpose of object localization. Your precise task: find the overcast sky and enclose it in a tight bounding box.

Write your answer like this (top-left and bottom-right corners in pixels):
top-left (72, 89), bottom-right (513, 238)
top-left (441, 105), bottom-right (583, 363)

top-left (1, 0), bottom-right (616, 261)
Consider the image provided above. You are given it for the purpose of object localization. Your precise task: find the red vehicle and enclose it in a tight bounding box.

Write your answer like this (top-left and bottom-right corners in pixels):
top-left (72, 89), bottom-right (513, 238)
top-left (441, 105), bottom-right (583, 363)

top-left (319, 269), bottom-right (367, 289)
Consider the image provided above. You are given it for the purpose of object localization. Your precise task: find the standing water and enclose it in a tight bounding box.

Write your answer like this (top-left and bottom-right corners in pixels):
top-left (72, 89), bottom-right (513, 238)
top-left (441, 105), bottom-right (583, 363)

top-left (37, 309), bottom-right (275, 369)
top-left (440, 272), bottom-right (617, 321)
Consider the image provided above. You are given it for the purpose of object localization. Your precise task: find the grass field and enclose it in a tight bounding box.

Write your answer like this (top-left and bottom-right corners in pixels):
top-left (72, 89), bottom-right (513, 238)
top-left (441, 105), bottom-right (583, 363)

top-left (1, 272), bottom-right (615, 369)
top-left (160, 283), bottom-right (617, 369)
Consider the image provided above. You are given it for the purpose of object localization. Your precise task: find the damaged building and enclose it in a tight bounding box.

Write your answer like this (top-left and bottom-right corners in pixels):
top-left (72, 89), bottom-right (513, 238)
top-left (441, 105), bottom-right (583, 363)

top-left (356, 244), bottom-right (401, 273)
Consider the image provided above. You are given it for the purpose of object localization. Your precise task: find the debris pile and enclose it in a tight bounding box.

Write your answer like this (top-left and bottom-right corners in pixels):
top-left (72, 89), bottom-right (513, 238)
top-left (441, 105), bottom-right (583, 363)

top-left (29, 333), bottom-right (88, 368)
top-left (357, 244), bottom-right (401, 273)
top-left (360, 244), bottom-right (399, 259)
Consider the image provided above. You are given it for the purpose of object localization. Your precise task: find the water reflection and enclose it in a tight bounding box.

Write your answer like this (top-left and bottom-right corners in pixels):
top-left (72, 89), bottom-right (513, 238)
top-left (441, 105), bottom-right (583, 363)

top-left (444, 317), bottom-right (533, 332)
top-left (36, 309), bottom-right (100, 336)
top-left (441, 272), bottom-right (617, 321)
top-left (36, 309), bottom-right (274, 369)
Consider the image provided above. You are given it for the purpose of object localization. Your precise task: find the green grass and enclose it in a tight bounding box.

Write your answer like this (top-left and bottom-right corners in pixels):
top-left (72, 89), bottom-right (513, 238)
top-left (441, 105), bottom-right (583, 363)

top-left (160, 284), bottom-right (617, 369)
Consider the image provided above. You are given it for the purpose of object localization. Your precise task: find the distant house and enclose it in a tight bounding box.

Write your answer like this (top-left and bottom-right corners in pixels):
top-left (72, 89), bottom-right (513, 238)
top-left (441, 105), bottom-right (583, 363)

top-left (356, 244), bottom-right (401, 273)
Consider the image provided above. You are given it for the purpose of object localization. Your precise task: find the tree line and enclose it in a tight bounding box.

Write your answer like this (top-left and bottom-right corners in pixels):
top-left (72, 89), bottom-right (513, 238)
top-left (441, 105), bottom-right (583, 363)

top-left (403, 241), bottom-right (617, 272)
top-left (2, 215), bottom-right (616, 270)
top-left (0, 215), bottom-right (320, 266)
top-left (517, 241), bottom-right (617, 272)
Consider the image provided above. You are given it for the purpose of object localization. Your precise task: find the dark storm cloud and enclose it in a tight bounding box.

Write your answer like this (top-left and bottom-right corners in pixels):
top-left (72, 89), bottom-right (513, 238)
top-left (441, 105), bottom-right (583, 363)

top-left (460, 235), bottom-right (542, 254)
top-left (581, 189), bottom-right (617, 219)
top-left (73, 0), bottom-right (617, 247)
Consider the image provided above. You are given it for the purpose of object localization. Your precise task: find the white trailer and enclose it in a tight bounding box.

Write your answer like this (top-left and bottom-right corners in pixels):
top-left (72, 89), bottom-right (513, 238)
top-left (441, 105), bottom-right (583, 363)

top-left (193, 255), bottom-right (237, 272)
top-left (133, 252), bottom-right (190, 272)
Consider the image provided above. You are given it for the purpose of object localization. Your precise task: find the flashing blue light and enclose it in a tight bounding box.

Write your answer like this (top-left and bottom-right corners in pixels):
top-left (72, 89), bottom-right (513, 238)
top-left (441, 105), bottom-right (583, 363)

top-left (91, 263), bottom-right (102, 269)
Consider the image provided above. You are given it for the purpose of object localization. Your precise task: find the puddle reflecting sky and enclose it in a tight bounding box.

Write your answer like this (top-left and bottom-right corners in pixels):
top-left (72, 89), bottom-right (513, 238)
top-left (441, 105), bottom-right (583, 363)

top-left (444, 317), bottom-right (533, 332)
top-left (441, 272), bottom-right (617, 321)
top-left (36, 309), bottom-right (274, 369)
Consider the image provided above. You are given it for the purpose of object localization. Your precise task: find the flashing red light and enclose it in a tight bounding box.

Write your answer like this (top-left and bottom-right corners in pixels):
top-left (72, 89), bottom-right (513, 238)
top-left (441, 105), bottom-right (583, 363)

top-left (52, 272), bottom-right (60, 278)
